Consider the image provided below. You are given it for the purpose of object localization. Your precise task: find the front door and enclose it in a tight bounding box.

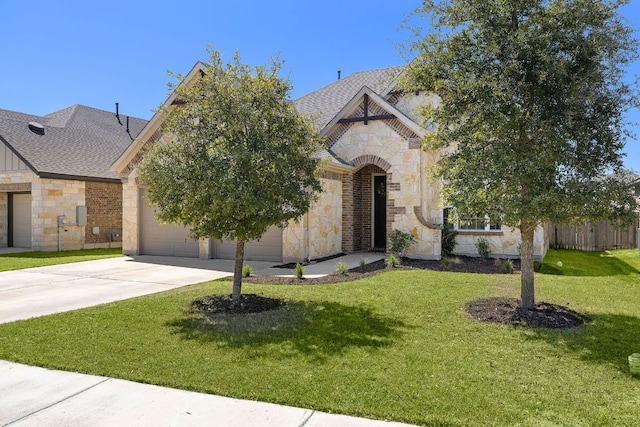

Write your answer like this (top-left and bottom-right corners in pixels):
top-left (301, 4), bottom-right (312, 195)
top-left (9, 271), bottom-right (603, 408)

top-left (373, 175), bottom-right (387, 250)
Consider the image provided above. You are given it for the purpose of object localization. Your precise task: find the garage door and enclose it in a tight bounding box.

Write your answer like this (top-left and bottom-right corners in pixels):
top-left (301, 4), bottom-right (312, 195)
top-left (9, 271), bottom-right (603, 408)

top-left (139, 190), bottom-right (199, 257)
top-left (215, 226), bottom-right (283, 262)
top-left (11, 193), bottom-right (31, 248)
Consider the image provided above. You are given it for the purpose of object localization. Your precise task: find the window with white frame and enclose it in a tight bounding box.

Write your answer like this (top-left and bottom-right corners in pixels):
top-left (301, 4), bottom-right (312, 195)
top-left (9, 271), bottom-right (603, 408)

top-left (443, 207), bottom-right (501, 231)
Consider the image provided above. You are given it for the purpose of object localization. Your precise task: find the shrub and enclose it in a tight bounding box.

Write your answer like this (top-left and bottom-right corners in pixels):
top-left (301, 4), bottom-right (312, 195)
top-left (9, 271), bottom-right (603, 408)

top-left (441, 257), bottom-right (453, 270)
top-left (503, 259), bottom-right (514, 274)
top-left (475, 237), bottom-right (491, 259)
top-left (335, 261), bottom-right (347, 275)
top-left (389, 230), bottom-right (416, 256)
top-left (360, 257), bottom-right (367, 272)
top-left (294, 263), bottom-right (305, 279)
top-left (385, 254), bottom-right (400, 268)
top-left (441, 222), bottom-right (458, 257)
top-left (242, 264), bottom-right (252, 277)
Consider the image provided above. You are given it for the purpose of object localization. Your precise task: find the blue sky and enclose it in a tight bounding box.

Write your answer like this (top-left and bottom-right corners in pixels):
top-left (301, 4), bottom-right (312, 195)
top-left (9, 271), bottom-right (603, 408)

top-left (2, 0), bottom-right (639, 170)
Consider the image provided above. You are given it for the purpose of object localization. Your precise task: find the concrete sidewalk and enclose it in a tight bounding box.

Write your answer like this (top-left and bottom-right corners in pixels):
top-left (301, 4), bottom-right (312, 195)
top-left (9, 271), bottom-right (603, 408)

top-left (0, 253), bottom-right (417, 427)
top-left (0, 361), bottom-right (415, 427)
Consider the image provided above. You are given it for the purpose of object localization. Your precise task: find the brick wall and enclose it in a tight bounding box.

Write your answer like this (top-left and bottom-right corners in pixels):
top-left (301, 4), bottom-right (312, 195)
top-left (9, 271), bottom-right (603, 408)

top-left (85, 181), bottom-right (122, 244)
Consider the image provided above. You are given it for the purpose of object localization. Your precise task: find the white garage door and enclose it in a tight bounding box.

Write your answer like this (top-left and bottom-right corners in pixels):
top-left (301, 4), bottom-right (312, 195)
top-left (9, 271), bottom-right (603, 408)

top-left (139, 190), bottom-right (199, 257)
top-left (215, 226), bottom-right (283, 262)
top-left (12, 193), bottom-right (31, 248)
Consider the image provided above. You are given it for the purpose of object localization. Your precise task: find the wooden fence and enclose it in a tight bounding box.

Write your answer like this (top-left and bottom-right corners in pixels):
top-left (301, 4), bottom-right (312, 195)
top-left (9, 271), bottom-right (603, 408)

top-left (547, 219), bottom-right (640, 251)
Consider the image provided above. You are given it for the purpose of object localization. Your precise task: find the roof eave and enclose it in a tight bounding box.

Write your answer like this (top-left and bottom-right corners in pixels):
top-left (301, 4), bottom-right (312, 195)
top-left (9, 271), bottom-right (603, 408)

top-left (111, 61), bottom-right (208, 175)
top-left (37, 172), bottom-right (122, 184)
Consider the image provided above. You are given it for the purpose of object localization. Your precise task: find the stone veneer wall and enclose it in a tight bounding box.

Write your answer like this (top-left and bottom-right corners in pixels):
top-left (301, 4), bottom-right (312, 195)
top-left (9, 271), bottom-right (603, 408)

top-left (454, 226), bottom-right (547, 259)
top-left (85, 181), bottom-right (122, 245)
top-left (0, 170), bottom-right (123, 250)
top-left (121, 173), bottom-right (139, 255)
top-left (332, 119), bottom-right (440, 258)
top-left (283, 175), bottom-right (343, 262)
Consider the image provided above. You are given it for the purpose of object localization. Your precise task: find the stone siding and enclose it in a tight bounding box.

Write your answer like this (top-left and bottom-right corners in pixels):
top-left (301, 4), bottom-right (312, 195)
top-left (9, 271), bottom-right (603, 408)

top-left (453, 226), bottom-right (546, 259)
top-left (331, 118), bottom-right (442, 258)
top-left (121, 174), bottom-right (140, 255)
top-left (283, 177), bottom-right (342, 262)
top-left (0, 170), bottom-right (123, 250)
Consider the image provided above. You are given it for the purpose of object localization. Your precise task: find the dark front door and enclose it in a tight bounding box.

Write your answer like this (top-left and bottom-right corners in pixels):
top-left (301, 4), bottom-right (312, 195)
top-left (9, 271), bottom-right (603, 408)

top-left (373, 175), bottom-right (387, 250)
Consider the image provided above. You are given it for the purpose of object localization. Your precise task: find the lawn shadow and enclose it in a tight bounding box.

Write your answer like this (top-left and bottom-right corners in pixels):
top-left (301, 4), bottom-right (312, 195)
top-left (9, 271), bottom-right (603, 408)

top-left (524, 312), bottom-right (640, 375)
top-left (166, 300), bottom-right (405, 361)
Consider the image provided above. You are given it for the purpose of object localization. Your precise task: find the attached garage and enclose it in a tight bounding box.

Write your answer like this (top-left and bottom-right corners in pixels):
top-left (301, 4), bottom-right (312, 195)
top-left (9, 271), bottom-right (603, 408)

top-left (139, 190), bottom-right (199, 257)
top-left (10, 193), bottom-right (31, 248)
top-left (214, 226), bottom-right (283, 262)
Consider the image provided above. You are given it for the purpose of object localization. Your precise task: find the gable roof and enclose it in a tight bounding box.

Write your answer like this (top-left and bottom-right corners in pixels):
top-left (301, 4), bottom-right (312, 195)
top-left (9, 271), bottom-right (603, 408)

top-left (112, 61), bottom-right (208, 176)
top-left (293, 66), bottom-right (405, 130)
top-left (0, 104), bottom-right (147, 182)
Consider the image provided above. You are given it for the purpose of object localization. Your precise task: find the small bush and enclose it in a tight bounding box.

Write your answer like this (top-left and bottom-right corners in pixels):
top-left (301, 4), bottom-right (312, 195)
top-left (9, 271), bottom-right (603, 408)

top-left (441, 257), bottom-right (453, 270)
top-left (294, 263), bottom-right (305, 279)
top-left (385, 254), bottom-right (400, 268)
top-left (475, 237), bottom-right (491, 259)
top-left (389, 230), bottom-right (416, 256)
top-left (503, 259), bottom-right (514, 274)
top-left (335, 261), bottom-right (347, 275)
top-left (242, 264), bottom-right (252, 277)
top-left (441, 222), bottom-right (458, 257)
top-left (360, 257), bottom-right (367, 272)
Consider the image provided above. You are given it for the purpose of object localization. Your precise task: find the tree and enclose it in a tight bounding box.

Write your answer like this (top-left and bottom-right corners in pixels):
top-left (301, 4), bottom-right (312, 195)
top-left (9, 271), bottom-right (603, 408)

top-left (138, 49), bottom-right (323, 305)
top-left (404, 0), bottom-right (638, 309)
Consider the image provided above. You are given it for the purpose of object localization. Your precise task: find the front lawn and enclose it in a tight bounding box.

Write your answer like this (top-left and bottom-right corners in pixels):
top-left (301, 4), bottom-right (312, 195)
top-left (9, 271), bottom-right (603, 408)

top-left (0, 248), bottom-right (122, 272)
top-left (0, 249), bottom-right (638, 426)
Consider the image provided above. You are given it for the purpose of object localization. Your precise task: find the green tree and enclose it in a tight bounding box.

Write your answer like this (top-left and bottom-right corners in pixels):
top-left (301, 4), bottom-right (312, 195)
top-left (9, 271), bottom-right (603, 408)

top-left (138, 49), bottom-right (322, 305)
top-left (405, 0), bottom-right (638, 309)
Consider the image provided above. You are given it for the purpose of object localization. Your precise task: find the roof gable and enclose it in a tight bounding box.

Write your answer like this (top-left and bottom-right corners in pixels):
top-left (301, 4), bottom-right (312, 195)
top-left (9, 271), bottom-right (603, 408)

top-left (293, 66), bottom-right (405, 130)
top-left (112, 61), bottom-right (208, 176)
top-left (321, 86), bottom-right (424, 149)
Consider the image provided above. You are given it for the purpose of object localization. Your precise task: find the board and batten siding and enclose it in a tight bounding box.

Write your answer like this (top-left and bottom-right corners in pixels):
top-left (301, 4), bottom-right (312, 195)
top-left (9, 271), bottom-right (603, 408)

top-left (0, 143), bottom-right (28, 171)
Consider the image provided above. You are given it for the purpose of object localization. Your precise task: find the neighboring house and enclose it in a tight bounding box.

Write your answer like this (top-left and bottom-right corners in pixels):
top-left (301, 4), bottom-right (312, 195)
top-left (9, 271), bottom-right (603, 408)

top-left (0, 104), bottom-right (147, 251)
top-left (112, 62), bottom-right (548, 262)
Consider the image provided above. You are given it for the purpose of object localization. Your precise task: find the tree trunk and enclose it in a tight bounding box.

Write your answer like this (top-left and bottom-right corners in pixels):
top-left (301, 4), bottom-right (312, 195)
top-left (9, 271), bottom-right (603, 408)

top-left (232, 239), bottom-right (245, 306)
top-left (519, 221), bottom-right (536, 310)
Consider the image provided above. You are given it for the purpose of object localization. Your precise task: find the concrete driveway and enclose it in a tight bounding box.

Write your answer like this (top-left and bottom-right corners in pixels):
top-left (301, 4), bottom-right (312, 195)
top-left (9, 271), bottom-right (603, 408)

top-left (0, 255), bottom-right (275, 324)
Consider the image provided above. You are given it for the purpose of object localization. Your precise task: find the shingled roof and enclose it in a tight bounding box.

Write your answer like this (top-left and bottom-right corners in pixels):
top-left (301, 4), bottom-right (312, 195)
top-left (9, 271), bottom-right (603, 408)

top-left (293, 66), bottom-right (405, 130)
top-left (0, 105), bottom-right (147, 182)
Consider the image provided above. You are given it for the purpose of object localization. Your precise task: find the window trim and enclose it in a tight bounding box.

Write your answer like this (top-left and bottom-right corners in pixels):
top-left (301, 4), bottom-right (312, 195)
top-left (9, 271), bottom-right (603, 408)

top-left (443, 207), bottom-right (502, 232)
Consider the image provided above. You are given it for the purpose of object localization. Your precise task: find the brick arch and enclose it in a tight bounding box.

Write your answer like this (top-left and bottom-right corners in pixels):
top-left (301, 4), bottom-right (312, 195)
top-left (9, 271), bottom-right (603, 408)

top-left (351, 155), bottom-right (392, 172)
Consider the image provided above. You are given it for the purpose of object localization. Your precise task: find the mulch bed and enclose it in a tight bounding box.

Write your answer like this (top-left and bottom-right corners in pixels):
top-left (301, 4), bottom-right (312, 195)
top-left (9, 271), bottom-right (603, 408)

top-left (191, 293), bottom-right (284, 315)
top-left (466, 297), bottom-right (586, 329)
top-left (191, 255), bottom-right (585, 329)
top-left (242, 256), bottom-right (519, 286)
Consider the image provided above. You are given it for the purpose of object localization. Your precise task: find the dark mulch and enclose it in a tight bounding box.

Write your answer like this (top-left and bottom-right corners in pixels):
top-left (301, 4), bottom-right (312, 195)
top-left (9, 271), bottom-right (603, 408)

top-left (193, 257), bottom-right (584, 328)
top-left (191, 294), bottom-right (284, 315)
top-left (466, 297), bottom-right (587, 329)
top-left (242, 256), bottom-right (518, 286)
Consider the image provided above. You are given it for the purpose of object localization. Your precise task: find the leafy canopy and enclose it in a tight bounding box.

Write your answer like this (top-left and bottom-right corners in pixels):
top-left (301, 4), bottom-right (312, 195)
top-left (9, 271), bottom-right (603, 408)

top-left (405, 0), bottom-right (639, 228)
top-left (138, 49), bottom-right (323, 242)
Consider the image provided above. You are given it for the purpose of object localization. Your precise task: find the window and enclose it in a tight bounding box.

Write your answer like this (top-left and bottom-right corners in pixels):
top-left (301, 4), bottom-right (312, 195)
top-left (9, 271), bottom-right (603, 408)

top-left (443, 207), bottom-right (501, 231)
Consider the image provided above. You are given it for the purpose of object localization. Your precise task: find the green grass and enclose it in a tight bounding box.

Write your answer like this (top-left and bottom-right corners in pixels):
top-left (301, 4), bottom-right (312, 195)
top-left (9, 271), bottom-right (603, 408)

top-left (1, 249), bottom-right (639, 426)
top-left (0, 248), bottom-right (123, 272)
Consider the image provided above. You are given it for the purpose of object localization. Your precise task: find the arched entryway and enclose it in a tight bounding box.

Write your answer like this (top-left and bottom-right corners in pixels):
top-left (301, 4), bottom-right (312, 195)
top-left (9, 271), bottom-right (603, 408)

top-left (352, 164), bottom-right (387, 251)
top-left (342, 155), bottom-right (395, 253)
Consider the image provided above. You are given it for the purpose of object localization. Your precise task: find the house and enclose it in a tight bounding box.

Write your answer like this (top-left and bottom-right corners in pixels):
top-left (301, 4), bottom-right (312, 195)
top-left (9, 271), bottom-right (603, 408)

top-left (112, 62), bottom-right (548, 262)
top-left (0, 104), bottom-right (147, 251)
